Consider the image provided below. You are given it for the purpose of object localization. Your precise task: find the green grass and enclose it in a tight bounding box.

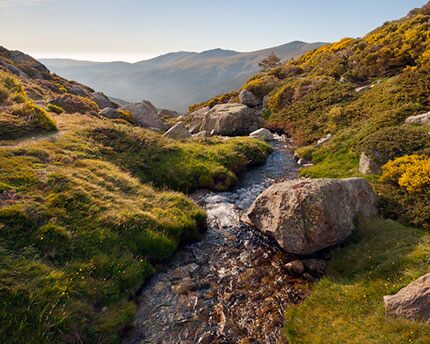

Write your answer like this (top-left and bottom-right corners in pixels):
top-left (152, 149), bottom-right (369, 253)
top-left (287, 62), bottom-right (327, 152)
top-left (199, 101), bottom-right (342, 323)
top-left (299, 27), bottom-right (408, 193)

top-left (0, 102), bottom-right (57, 140)
top-left (0, 113), bottom-right (271, 343)
top-left (87, 122), bottom-right (272, 192)
top-left (0, 72), bottom-right (57, 139)
top-left (285, 217), bottom-right (430, 344)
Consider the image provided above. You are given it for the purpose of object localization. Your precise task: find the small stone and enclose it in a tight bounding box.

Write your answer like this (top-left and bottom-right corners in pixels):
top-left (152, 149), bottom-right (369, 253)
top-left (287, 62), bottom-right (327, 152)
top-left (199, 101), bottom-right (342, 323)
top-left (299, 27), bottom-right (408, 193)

top-left (405, 111), bottom-right (430, 126)
top-left (297, 158), bottom-right (307, 166)
top-left (249, 128), bottom-right (275, 141)
top-left (384, 273), bottom-right (430, 323)
top-left (302, 259), bottom-right (327, 275)
top-left (284, 260), bottom-right (305, 274)
top-left (172, 277), bottom-right (197, 294)
top-left (303, 273), bottom-right (314, 281)
top-left (192, 130), bottom-right (210, 138)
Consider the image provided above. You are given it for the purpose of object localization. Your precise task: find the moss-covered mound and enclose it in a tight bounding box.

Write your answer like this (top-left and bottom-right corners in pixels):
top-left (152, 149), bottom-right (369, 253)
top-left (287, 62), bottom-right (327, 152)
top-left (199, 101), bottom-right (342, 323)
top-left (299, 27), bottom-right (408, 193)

top-left (87, 123), bottom-right (271, 192)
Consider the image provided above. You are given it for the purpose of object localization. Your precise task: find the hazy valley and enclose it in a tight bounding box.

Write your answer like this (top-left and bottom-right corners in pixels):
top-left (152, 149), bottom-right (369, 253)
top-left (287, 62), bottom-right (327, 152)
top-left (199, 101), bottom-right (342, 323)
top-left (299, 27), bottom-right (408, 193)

top-left (41, 41), bottom-right (324, 111)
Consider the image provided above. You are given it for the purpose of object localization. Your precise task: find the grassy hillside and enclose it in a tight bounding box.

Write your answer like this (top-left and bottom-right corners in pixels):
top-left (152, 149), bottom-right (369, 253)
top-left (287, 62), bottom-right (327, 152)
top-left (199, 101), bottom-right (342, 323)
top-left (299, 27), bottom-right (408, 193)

top-left (198, 2), bottom-right (430, 229)
top-left (285, 217), bottom-right (430, 343)
top-left (0, 49), bottom-right (272, 343)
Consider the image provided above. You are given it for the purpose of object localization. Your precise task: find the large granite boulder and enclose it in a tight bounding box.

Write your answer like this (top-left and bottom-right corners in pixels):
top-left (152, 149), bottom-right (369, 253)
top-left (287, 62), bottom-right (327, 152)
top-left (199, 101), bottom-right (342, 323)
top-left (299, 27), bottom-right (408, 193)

top-left (384, 274), bottom-right (430, 323)
top-left (239, 89), bottom-right (262, 107)
top-left (163, 121), bottom-right (191, 139)
top-left (123, 100), bottom-right (164, 130)
top-left (91, 92), bottom-right (117, 110)
top-left (405, 111), bottom-right (430, 126)
top-left (187, 103), bottom-right (264, 136)
top-left (245, 178), bottom-right (378, 255)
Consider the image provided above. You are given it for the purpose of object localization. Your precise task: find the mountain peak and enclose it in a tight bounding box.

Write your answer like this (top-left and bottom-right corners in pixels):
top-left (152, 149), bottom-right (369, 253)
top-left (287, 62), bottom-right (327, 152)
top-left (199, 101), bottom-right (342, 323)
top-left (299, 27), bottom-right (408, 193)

top-left (199, 48), bottom-right (240, 57)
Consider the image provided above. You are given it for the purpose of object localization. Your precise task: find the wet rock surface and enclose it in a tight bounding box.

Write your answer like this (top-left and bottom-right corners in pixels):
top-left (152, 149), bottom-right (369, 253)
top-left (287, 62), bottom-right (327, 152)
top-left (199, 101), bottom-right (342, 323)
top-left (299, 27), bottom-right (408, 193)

top-left (123, 136), bottom-right (311, 344)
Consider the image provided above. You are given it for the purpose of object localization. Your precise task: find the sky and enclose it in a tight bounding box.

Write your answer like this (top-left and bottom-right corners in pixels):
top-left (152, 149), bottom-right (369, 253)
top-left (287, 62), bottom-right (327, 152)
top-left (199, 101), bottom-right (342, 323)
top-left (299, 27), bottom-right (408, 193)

top-left (0, 0), bottom-right (427, 62)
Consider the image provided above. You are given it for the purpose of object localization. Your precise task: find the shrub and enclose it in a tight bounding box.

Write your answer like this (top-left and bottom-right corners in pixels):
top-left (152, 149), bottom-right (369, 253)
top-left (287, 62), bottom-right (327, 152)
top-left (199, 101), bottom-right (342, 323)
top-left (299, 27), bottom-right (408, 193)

top-left (359, 126), bottom-right (430, 166)
top-left (295, 145), bottom-right (315, 161)
top-left (378, 154), bottom-right (430, 229)
top-left (0, 102), bottom-right (57, 139)
top-left (243, 74), bottom-right (279, 99)
top-left (0, 85), bottom-right (9, 104)
top-left (46, 103), bottom-right (64, 114)
top-left (50, 94), bottom-right (99, 114)
top-left (117, 109), bottom-right (136, 124)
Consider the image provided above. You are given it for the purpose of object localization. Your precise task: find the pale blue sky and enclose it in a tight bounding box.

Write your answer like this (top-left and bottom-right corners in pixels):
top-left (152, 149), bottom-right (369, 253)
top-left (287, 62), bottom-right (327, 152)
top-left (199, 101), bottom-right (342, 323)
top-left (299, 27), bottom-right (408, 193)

top-left (0, 0), bottom-right (427, 62)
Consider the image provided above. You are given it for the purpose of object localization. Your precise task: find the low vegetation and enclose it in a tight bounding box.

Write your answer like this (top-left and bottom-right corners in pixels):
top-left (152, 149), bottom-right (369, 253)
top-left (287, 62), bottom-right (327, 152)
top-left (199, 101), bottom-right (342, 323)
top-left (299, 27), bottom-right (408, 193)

top-left (0, 72), bottom-right (57, 140)
top-left (285, 217), bottom-right (430, 343)
top-left (46, 103), bottom-right (65, 114)
top-left (87, 120), bottom-right (271, 192)
top-left (378, 155), bottom-right (430, 230)
top-left (0, 112), bottom-right (271, 343)
top-left (193, 2), bottom-right (430, 229)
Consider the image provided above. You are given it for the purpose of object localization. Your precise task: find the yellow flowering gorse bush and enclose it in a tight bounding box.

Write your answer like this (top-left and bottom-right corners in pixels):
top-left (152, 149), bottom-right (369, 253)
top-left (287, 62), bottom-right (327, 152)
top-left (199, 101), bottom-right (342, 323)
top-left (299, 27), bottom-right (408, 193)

top-left (381, 154), bottom-right (430, 193)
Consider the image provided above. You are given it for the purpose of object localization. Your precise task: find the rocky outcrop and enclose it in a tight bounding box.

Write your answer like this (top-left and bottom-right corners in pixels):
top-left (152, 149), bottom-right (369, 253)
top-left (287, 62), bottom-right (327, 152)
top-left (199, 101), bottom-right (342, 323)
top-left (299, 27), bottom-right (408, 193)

top-left (163, 121), bottom-right (191, 139)
top-left (158, 109), bottom-right (180, 117)
top-left (91, 92), bottom-right (117, 110)
top-left (123, 100), bottom-right (165, 130)
top-left (66, 85), bottom-right (90, 97)
top-left (192, 130), bottom-right (210, 138)
top-left (239, 90), bottom-right (262, 107)
top-left (245, 178), bottom-right (378, 255)
top-left (187, 103), bottom-right (264, 136)
top-left (405, 111), bottom-right (430, 125)
top-left (359, 151), bottom-right (385, 175)
top-left (249, 128), bottom-right (274, 141)
top-left (384, 273), bottom-right (430, 323)
top-left (5, 49), bottom-right (49, 79)
top-left (0, 60), bottom-right (27, 78)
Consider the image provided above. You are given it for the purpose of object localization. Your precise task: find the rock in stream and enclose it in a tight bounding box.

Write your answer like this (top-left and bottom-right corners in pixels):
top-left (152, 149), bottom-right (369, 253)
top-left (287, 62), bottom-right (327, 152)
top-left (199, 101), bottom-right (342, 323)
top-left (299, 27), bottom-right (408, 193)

top-left (123, 135), bottom-right (311, 344)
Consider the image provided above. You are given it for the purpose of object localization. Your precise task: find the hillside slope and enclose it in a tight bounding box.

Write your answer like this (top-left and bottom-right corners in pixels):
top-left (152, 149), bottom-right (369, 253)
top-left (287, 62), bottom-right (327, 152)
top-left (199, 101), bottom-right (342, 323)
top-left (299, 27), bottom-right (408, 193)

top-left (194, 3), bottom-right (430, 342)
top-left (0, 47), bottom-right (272, 343)
top-left (200, 2), bottom-right (430, 229)
top-left (41, 41), bottom-right (325, 111)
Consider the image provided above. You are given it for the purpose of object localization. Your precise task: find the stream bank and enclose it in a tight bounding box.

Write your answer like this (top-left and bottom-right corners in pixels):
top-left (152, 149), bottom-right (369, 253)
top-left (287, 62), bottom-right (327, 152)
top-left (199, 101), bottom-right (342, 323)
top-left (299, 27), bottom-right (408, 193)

top-left (123, 135), bottom-right (313, 344)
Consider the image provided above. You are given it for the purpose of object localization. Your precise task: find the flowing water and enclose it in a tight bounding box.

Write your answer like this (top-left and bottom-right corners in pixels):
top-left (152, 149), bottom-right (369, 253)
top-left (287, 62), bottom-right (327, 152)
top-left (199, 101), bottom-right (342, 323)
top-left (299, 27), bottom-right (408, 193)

top-left (124, 135), bottom-right (312, 344)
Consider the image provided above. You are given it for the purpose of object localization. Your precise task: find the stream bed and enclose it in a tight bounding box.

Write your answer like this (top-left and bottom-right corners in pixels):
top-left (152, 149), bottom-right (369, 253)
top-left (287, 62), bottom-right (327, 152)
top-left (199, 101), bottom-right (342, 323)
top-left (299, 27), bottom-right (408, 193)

top-left (124, 135), bottom-right (311, 344)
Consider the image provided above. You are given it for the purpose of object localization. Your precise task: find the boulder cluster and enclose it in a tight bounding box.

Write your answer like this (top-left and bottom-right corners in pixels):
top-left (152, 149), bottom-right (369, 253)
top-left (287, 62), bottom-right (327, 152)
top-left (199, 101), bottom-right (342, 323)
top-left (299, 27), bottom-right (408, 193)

top-left (185, 89), bottom-right (265, 137)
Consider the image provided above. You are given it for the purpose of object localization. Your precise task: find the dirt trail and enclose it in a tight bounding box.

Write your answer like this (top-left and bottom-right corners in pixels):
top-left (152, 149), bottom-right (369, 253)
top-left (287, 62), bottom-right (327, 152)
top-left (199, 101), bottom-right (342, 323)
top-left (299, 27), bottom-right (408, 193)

top-left (0, 130), bottom-right (62, 148)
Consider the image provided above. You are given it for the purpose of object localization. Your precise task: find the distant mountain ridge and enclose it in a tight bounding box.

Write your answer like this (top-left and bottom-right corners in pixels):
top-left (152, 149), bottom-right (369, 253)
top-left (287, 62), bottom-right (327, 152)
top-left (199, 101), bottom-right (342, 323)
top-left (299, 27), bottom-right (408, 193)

top-left (41, 41), bottom-right (326, 111)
